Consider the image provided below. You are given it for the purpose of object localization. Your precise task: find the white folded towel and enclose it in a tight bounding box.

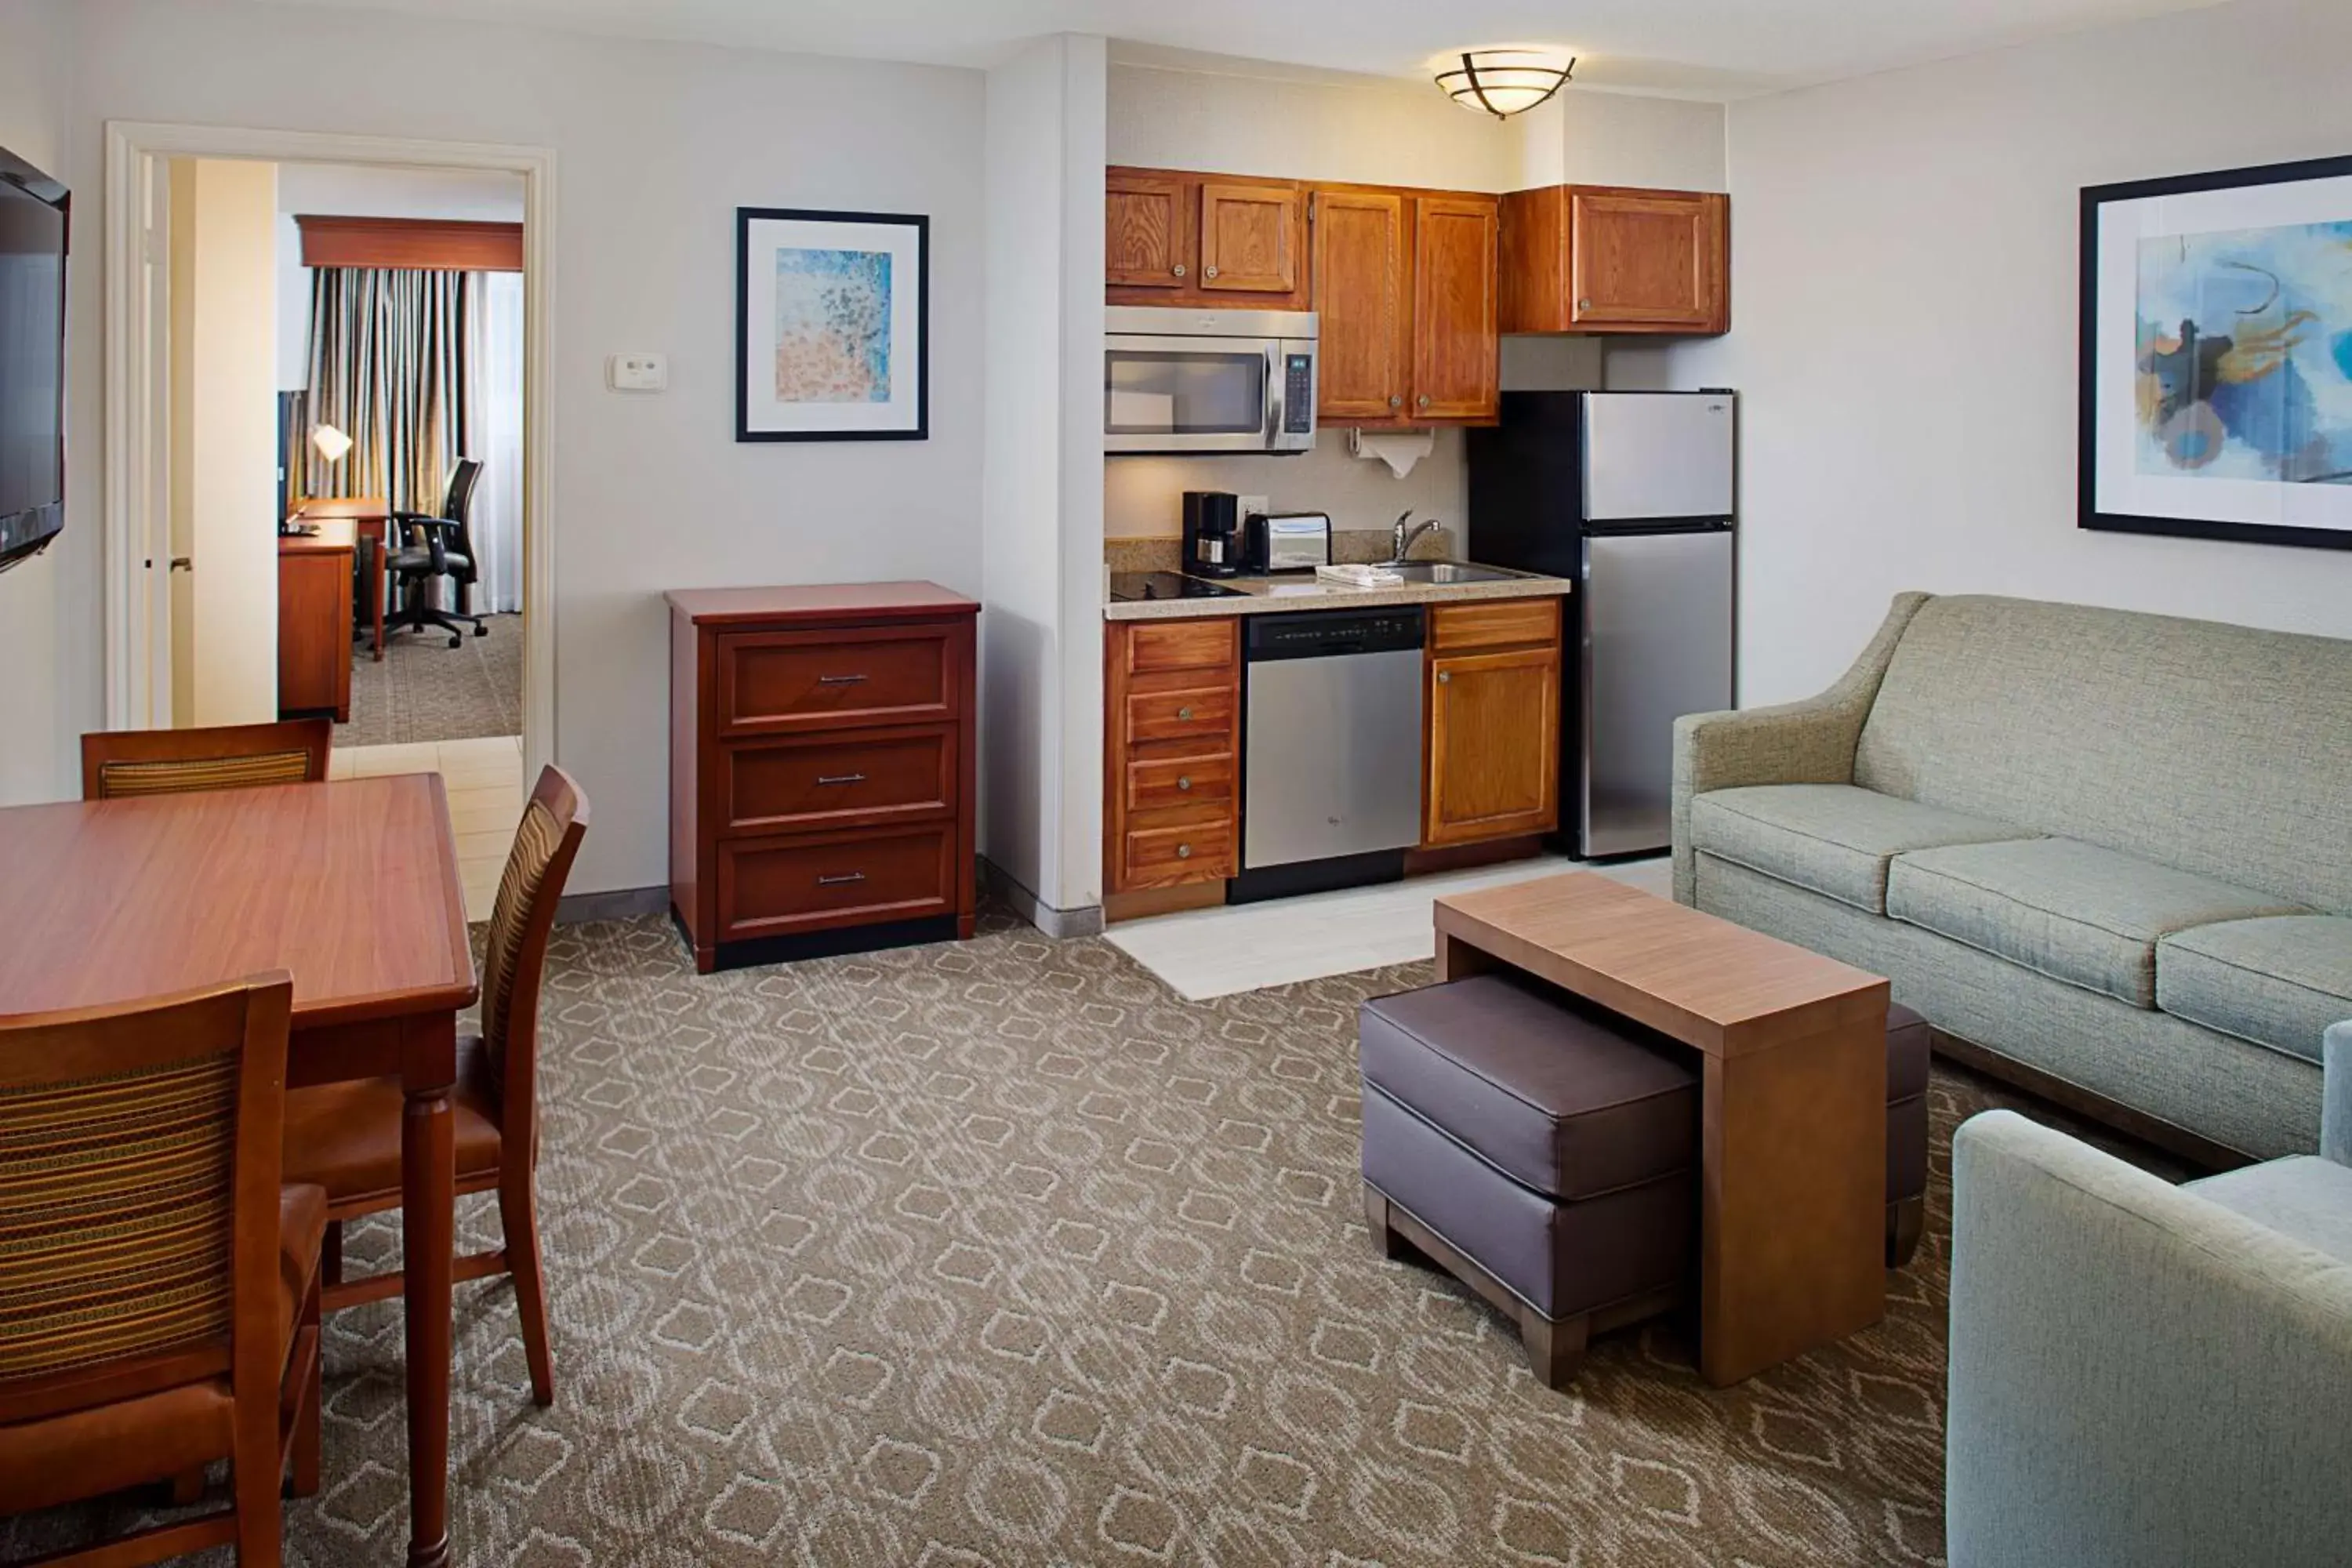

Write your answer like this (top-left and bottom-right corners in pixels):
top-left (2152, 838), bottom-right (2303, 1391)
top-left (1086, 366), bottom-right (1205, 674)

top-left (1316, 563), bottom-right (1403, 587)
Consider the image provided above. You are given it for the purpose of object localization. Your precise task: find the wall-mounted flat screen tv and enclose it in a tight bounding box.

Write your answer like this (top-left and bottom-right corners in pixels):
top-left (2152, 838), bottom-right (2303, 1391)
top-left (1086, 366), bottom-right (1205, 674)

top-left (0, 146), bottom-right (68, 574)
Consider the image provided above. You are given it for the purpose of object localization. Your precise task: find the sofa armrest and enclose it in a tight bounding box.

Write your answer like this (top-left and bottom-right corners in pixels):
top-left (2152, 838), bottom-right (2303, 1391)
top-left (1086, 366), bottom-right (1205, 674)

top-left (2325, 1021), bottom-right (2350, 1167)
top-left (1670, 591), bottom-right (1929, 904)
top-left (1947, 1110), bottom-right (2352, 1568)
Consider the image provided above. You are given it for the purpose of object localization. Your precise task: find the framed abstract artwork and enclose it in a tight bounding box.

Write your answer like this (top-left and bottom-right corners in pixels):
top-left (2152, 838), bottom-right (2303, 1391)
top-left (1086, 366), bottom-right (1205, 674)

top-left (735, 207), bottom-right (927, 442)
top-left (2080, 154), bottom-right (2352, 550)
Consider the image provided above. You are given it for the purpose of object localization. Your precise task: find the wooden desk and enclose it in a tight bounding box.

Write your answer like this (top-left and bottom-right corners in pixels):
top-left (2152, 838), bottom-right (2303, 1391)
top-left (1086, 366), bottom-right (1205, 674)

top-left (280, 517), bottom-right (355, 721)
top-left (0, 775), bottom-right (477, 1567)
top-left (1432, 871), bottom-right (1889, 1385)
top-left (289, 496), bottom-right (392, 661)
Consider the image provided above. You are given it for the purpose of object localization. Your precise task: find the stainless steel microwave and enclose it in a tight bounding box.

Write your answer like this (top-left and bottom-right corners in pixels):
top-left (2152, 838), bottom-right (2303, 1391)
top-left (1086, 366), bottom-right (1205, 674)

top-left (1105, 307), bottom-right (1317, 455)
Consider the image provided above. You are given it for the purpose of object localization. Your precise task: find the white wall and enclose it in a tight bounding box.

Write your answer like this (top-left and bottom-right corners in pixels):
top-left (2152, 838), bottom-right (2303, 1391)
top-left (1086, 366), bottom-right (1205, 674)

top-left (1104, 435), bottom-right (1469, 542)
top-left (1109, 48), bottom-right (1518, 192)
top-left (178, 158), bottom-right (280, 725)
top-left (31, 0), bottom-right (987, 898)
top-left (0, 0), bottom-right (74, 804)
top-left (1517, 92), bottom-right (1728, 193)
top-left (980, 34), bottom-right (1106, 920)
top-left (274, 163), bottom-right (525, 389)
top-left (1657, 0), bottom-right (2352, 705)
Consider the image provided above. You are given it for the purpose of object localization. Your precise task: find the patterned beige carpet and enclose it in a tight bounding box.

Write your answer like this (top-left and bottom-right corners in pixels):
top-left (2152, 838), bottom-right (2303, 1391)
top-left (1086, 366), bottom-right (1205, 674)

top-left (336, 612), bottom-right (521, 748)
top-left (7, 907), bottom-right (2176, 1566)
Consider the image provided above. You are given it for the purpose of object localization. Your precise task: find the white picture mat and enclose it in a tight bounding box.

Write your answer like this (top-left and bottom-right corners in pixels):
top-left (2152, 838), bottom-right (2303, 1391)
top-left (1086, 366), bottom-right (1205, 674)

top-left (2092, 172), bottom-right (2352, 532)
top-left (741, 216), bottom-right (922, 434)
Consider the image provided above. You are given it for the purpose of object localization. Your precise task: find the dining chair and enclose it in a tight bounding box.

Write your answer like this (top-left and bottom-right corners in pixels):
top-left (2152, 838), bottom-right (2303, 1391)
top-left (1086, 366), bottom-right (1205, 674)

top-left (0, 974), bottom-right (325, 1567)
top-left (282, 765), bottom-right (588, 1406)
top-left (80, 720), bottom-right (334, 801)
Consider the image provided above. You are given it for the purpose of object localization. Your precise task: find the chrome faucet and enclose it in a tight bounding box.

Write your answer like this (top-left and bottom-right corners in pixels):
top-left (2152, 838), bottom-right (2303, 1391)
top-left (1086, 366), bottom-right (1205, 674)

top-left (1389, 510), bottom-right (1443, 564)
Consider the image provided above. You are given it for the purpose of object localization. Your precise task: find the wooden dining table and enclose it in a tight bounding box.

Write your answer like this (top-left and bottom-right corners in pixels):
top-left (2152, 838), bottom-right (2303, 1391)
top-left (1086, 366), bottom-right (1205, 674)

top-left (289, 496), bottom-right (394, 661)
top-left (0, 774), bottom-right (476, 1567)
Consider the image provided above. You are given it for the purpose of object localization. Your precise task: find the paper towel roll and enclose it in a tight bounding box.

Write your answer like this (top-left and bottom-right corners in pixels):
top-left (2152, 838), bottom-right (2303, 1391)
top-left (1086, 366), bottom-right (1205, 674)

top-left (1348, 428), bottom-right (1437, 479)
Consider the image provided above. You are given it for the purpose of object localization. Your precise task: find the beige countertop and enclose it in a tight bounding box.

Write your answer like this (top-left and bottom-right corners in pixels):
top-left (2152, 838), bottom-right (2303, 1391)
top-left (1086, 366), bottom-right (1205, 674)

top-left (1103, 570), bottom-right (1572, 621)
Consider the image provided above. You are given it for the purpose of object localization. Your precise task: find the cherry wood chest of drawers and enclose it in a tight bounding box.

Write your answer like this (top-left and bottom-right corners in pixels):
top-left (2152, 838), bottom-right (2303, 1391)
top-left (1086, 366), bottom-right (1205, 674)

top-left (667, 583), bottom-right (978, 973)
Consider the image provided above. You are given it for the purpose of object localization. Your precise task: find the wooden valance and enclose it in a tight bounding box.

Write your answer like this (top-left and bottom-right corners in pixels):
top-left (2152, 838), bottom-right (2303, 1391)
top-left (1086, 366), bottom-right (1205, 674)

top-left (296, 215), bottom-right (523, 271)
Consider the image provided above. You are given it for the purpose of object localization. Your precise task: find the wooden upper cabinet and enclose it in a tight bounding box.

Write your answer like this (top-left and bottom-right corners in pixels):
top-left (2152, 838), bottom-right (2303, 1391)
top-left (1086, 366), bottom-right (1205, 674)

top-left (1500, 184), bottom-right (1728, 335)
top-left (1198, 181), bottom-right (1302, 294)
top-left (1106, 170), bottom-right (1190, 290)
top-left (1410, 195), bottom-right (1501, 422)
top-left (1309, 189), bottom-right (1410, 423)
top-left (1105, 168), bottom-right (1308, 309)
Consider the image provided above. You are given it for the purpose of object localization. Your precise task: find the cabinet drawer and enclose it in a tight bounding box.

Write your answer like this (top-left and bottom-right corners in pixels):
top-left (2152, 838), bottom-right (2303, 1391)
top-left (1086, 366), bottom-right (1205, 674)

top-left (718, 626), bottom-right (954, 735)
top-left (716, 825), bottom-right (955, 940)
top-left (1126, 684), bottom-right (1236, 746)
top-left (1125, 751), bottom-right (1235, 814)
top-left (1121, 818), bottom-right (1236, 889)
top-left (722, 726), bottom-right (954, 834)
top-left (1124, 619), bottom-right (1237, 677)
top-left (1430, 597), bottom-right (1559, 654)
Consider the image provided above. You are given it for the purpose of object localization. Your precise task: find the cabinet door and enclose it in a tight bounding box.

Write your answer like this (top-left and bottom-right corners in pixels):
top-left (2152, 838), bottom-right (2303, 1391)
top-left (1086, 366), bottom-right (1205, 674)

top-left (1425, 644), bottom-right (1559, 847)
top-left (1569, 189), bottom-right (1727, 332)
top-left (1198, 181), bottom-right (1301, 295)
top-left (1310, 189), bottom-right (1410, 423)
top-left (1106, 170), bottom-right (1192, 290)
top-left (1410, 195), bottom-right (1500, 421)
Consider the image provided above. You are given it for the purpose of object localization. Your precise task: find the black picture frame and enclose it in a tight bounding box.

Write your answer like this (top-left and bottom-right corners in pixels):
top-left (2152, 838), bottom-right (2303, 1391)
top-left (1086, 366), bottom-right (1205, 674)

top-left (2078, 153), bottom-right (2352, 550)
top-left (735, 206), bottom-right (928, 443)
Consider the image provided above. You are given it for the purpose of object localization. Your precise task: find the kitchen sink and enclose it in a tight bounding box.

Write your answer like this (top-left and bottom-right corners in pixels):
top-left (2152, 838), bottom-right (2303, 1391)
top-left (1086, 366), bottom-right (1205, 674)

top-left (1382, 561), bottom-right (1531, 584)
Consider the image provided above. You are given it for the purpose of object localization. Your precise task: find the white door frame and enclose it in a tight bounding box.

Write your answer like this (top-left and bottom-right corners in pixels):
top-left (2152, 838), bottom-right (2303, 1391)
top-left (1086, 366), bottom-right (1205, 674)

top-left (103, 122), bottom-right (557, 779)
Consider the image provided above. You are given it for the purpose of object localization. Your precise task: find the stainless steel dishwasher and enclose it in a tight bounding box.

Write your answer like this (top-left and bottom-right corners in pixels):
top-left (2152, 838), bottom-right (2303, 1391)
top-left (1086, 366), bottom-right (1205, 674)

top-left (1233, 607), bottom-right (1425, 903)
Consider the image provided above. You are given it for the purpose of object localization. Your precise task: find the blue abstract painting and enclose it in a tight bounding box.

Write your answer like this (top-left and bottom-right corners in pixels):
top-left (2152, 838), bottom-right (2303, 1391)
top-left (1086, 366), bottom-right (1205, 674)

top-left (774, 248), bottom-right (891, 404)
top-left (2136, 220), bottom-right (2352, 483)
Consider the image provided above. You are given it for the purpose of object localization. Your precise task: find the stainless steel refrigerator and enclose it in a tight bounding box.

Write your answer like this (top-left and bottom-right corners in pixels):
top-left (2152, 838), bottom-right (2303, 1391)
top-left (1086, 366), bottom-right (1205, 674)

top-left (1468, 390), bottom-right (1736, 858)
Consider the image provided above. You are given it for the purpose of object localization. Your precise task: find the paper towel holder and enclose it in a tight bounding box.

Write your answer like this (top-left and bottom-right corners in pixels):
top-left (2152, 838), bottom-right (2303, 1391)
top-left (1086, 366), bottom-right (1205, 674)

top-left (1348, 426), bottom-right (1438, 479)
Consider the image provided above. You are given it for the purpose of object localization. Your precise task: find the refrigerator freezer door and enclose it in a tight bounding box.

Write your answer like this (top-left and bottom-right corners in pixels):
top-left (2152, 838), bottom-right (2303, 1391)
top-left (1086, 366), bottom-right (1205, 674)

top-left (1579, 529), bottom-right (1735, 858)
top-left (1581, 393), bottom-right (1736, 521)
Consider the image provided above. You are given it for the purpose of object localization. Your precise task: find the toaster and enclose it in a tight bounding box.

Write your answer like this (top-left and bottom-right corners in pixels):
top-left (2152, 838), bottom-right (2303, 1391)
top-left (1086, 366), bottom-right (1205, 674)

top-left (1241, 511), bottom-right (1331, 574)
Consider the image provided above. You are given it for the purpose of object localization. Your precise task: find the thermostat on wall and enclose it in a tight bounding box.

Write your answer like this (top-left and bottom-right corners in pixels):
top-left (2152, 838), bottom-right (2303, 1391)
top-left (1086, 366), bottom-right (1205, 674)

top-left (607, 353), bottom-right (668, 391)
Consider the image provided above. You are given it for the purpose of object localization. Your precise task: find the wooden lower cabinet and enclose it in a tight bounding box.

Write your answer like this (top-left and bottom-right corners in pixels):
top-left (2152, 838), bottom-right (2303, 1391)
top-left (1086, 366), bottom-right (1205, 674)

top-left (1423, 599), bottom-right (1562, 848)
top-left (278, 522), bottom-right (355, 723)
top-left (1104, 619), bottom-right (1242, 896)
top-left (670, 584), bottom-right (978, 972)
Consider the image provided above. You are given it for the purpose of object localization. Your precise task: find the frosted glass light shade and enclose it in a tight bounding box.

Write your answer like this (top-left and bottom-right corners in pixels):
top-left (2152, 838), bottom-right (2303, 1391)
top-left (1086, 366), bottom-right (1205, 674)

top-left (310, 423), bottom-right (353, 463)
top-left (1436, 49), bottom-right (1576, 118)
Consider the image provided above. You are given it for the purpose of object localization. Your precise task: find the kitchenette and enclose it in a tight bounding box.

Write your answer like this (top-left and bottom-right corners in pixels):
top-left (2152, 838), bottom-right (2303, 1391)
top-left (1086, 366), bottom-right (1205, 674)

top-left (1097, 107), bottom-right (1738, 924)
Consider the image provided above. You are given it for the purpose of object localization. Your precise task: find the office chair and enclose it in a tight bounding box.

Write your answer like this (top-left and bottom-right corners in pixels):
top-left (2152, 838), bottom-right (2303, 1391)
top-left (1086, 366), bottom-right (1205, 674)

top-left (387, 458), bottom-right (487, 649)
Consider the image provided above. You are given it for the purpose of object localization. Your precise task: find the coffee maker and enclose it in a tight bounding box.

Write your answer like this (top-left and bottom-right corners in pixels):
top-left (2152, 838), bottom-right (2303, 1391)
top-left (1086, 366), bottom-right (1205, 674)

top-left (1181, 491), bottom-right (1241, 579)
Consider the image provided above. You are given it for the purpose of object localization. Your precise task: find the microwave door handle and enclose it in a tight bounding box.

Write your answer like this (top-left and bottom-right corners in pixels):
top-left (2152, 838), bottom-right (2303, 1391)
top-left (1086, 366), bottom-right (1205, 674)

top-left (1262, 343), bottom-right (1283, 445)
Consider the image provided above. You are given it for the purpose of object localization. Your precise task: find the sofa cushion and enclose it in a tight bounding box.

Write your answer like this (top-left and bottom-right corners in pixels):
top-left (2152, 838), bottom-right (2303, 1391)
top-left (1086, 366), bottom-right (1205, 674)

top-left (1851, 595), bottom-right (2352, 915)
top-left (2184, 1156), bottom-right (2352, 1265)
top-left (1886, 838), bottom-right (2307, 1008)
top-left (2157, 916), bottom-right (2352, 1066)
top-left (1689, 784), bottom-right (2034, 914)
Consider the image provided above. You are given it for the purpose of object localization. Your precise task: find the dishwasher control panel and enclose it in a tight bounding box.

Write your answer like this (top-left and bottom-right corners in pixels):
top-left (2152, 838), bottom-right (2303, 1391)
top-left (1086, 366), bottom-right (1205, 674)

top-left (1243, 608), bottom-right (1425, 661)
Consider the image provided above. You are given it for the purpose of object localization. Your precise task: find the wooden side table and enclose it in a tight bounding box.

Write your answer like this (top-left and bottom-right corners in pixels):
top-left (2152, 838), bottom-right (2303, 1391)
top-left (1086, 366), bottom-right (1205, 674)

top-left (278, 518), bottom-right (355, 722)
top-left (1432, 871), bottom-right (1889, 1385)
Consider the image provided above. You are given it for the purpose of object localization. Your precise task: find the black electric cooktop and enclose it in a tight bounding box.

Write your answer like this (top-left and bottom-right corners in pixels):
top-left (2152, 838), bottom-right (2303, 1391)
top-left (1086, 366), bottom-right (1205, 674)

top-left (1109, 572), bottom-right (1247, 602)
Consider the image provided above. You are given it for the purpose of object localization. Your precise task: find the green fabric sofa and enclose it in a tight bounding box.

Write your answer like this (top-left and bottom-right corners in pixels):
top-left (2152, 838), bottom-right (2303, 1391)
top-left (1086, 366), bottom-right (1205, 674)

top-left (1671, 593), bottom-right (2352, 1160)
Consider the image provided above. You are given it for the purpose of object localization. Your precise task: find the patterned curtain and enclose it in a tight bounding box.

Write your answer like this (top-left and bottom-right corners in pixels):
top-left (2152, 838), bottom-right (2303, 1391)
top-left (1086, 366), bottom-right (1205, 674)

top-left (303, 269), bottom-right (471, 515)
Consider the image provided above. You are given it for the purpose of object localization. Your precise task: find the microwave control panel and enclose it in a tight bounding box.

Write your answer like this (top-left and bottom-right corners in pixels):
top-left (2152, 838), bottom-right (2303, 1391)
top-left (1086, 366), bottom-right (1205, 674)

top-left (1282, 354), bottom-right (1314, 433)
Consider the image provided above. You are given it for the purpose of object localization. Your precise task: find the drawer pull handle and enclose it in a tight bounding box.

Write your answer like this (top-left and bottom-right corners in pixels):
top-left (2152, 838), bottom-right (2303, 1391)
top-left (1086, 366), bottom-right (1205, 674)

top-left (1176, 706), bottom-right (1193, 720)
top-left (1176, 844), bottom-right (1192, 860)
top-left (817, 872), bottom-right (868, 887)
top-left (1176, 775), bottom-right (1192, 791)
top-left (815, 773), bottom-right (867, 786)
top-left (817, 673), bottom-right (869, 686)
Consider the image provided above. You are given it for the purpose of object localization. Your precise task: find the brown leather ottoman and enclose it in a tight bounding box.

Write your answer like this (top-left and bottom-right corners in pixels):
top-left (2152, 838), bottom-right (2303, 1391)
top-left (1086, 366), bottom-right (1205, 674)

top-left (1886, 1003), bottom-right (1931, 1267)
top-left (1359, 973), bottom-right (1698, 1387)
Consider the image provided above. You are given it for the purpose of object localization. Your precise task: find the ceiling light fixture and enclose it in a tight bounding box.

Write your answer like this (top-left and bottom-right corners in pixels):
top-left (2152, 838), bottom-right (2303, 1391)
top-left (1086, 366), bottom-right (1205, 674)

top-left (1435, 47), bottom-right (1576, 119)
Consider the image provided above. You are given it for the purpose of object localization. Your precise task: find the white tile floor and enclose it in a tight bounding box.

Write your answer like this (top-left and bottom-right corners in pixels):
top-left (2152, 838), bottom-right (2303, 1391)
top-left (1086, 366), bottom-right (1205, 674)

top-left (1105, 852), bottom-right (1674, 1000)
top-left (331, 734), bottom-right (523, 922)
